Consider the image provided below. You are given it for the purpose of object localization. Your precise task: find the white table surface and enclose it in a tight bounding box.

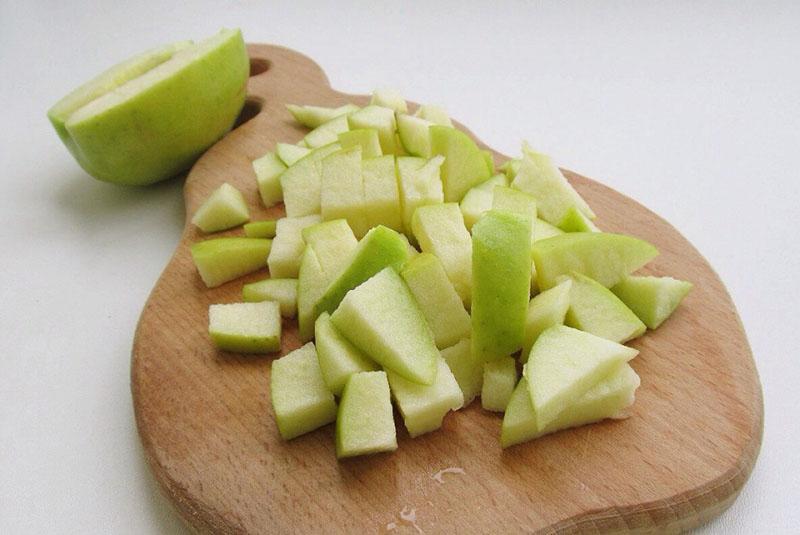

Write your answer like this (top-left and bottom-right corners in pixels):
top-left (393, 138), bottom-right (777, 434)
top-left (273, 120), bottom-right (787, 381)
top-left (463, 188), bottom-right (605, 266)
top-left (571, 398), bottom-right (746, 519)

top-left (1, 1), bottom-right (798, 533)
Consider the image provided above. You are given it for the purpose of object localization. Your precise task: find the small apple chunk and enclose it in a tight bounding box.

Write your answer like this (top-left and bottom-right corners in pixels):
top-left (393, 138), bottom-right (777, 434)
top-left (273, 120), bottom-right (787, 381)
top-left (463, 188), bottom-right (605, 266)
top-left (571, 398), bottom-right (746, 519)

top-left (396, 113), bottom-right (434, 157)
top-left (242, 278), bottom-right (298, 318)
top-left (370, 88), bottom-right (408, 114)
top-left (331, 268), bottom-right (438, 385)
top-left (191, 182), bottom-right (249, 233)
top-left (362, 155), bottom-right (403, 233)
top-left (280, 142), bottom-right (341, 217)
top-left (532, 232), bottom-right (658, 290)
top-left (252, 152), bottom-right (286, 208)
top-left (414, 104), bottom-right (453, 126)
top-left (348, 105), bottom-right (398, 154)
top-left (481, 357), bottom-right (518, 412)
top-left (558, 206), bottom-right (600, 233)
top-left (534, 218), bottom-right (564, 241)
top-left (565, 273), bottom-right (646, 343)
top-left (315, 312), bottom-right (378, 396)
top-left (396, 155), bottom-right (445, 236)
top-left (191, 237), bottom-right (271, 288)
top-left (430, 125), bottom-right (492, 202)
top-left (320, 147), bottom-right (369, 238)
top-left (271, 342), bottom-right (337, 440)
top-left (441, 339), bottom-right (482, 406)
top-left (523, 325), bottom-right (638, 430)
top-left (243, 220), bottom-right (277, 238)
top-left (400, 253), bottom-right (471, 349)
top-left (338, 128), bottom-right (382, 158)
top-left (267, 215), bottom-right (322, 278)
top-left (411, 203), bottom-right (473, 307)
top-left (387, 356), bottom-right (464, 437)
top-left (315, 226), bottom-right (409, 317)
top-left (336, 371), bottom-right (397, 458)
top-left (286, 103), bottom-right (359, 129)
top-left (521, 279), bottom-right (572, 363)
top-left (275, 143), bottom-right (311, 167)
top-left (471, 210), bottom-right (532, 362)
top-left (304, 115), bottom-right (350, 148)
top-left (611, 276), bottom-right (693, 329)
top-left (209, 301), bottom-right (281, 353)
top-left (459, 174), bottom-right (509, 230)
top-left (499, 158), bottom-right (521, 181)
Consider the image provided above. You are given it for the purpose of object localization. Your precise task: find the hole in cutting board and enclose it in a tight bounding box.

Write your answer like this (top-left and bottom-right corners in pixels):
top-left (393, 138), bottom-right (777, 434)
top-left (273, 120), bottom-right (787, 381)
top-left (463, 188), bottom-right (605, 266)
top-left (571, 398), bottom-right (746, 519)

top-left (233, 97), bottom-right (263, 129)
top-left (249, 58), bottom-right (270, 77)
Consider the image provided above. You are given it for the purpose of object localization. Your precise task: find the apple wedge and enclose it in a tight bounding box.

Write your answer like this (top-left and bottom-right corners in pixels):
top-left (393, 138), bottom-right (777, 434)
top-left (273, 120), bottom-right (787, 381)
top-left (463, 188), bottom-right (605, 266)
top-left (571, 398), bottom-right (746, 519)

top-left (611, 276), bottom-right (693, 329)
top-left (304, 115), bottom-right (350, 148)
top-left (242, 278), bottom-right (298, 318)
top-left (276, 143), bottom-right (312, 167)
top-left (315, 312), bottom-right (378, 396)
top-left (565, 273), bottom-right (646, 343)
top-left (414, 104), bottom-right (453, 127)
top-left (280, 142), bottom-right (341, 217)
top-left (338, 128), bottom-right (382, 158)
top-left (396, 156), bottom-right (445, 236)
top-left (459, 174), bottom-right (509, 230)
top-left (348, 105), bottom-right (398, 154)
top-left (267, 215), bottom-right (322, 279)
top-left (370, 89), bottom-right (408, 114)
top-left (521, 279), bottom-right (572, 363)
top-left (191, 237), bottom-right (271, 288)
top-left (362, 155), bottom-right (403, 233)
top-left (252, 153), bottom-right (286, 208)
top-left (430, 125), bottom-right (492, 202)
top-left (336, 371), bottom-right (397, 458)
top-left (209, 301), bottom-right (281, 353)
top-left (441, 339), bottom-right (483, 406)
top-left (243, 220), bottom-right (277, 239)
top-left (396, 113), bottom-right (434, 157)
top-left (191, 182), bottom-right (249, 233)
top-left (286, 103), bottom-right (359, 129)
top-left (481, 357), bottom-right (518, 412)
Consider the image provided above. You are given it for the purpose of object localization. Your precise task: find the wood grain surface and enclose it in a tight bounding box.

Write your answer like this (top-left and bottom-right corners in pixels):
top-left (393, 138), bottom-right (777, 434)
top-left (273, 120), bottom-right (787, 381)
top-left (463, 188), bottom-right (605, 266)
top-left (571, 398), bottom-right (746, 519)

top-left (131, 44), bottom-right (763, 534)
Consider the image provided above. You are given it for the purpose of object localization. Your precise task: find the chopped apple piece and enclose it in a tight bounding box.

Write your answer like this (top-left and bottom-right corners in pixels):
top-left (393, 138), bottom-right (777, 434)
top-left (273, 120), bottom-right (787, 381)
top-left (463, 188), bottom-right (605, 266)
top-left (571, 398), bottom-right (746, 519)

top-left (275, 142), bottom-right (311, 166)
top-left (532, 232), bottom-right (658, 290)
top-left (280, 142), bottom-right (341, 217)
top-left (430, 125), bottom-right (491, 202)
top-left (336, 371), bottom-right (397, 458)
top-left (315, 312), bottom-right (378, 395)
top-left (209, 301), bottom-right (281, 353)
top-left (396, 113), bottom-right (434, 157)
top-left (320, 147), bottom-right (369, 237)
top-left (286, 103), bottom-right (359, 128)
top-left (370, 88), bottom-right (407, 114)
top-left (499, 158), bottom-right (521, 181)
top-left (301, 219), bottom-right (358, 273)
top-left (523, 325), bottom-right (638, 430)
top-left (400, 253), bottom-right (471, 349)
top-left (441, 339), bottom-right (482, 406)
top-left (243, 220), bottom-right (277, 238)
top-left (271, 342), bottom-right (337, 440)
top-left (459, 174), bottom-right (509, 230)
top-left (396, 155), bottom-right (445, 236)
top-left (362, 155), bottom-right (403, 233)
top-left (521, 279), bottom-right (572, 363)
top-left (472, 210), bottom-right (532, 362)
top-left (304, 115), bottom-right (350, 148)
top-left (191, 237), bottom-right (271, 288)
top-left (331, 268), bottom-right (438, 385)
top-left (611, 276), bottom-right (693, 329)
top-left (338, 128), bottom-right (382, 158)
top-left (387, 356), bottom-right (464, 437)
top-left (252, 152), bottom-right (286, 207)
top-left (534, 218), bottom-right (564, 241)
top-left (414, 104), bottom-right (453, 126)
top-left (492, 185), bottom-right (538, 293)
top-left (267, 215), bottom-right (322, 278)
top-left (481, 357), bottom-right (517, 412)
top-left (242, 278), bottom-right (298, 318)
top-left (411, 203), bottom-right (473, 306)
top-left (482, 150), bottom-right (494, 174)
top-left (400, 234), bottom-right (420, 260)
top-left (565, 273), bottom-right (646, 343)
top-left (558, 206), bottom-right (600, 233)
top-left (348, 105), bottom-right (398, 154)
top-left (191, 182), bottom-right (249, 233)
top-left (315, 226), bottom-right (408, 317)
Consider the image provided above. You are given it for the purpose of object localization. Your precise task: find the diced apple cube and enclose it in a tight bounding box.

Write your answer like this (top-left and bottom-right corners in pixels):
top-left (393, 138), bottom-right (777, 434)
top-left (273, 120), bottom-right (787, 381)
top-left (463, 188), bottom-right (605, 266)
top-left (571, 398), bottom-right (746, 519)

top-left (286, 103), bottom-right (359, 129)
top-left (275, 142), bottom-right (311, 167)
top-left (280, 142), bottom-right (341, 217)
top-left (565, 273), bottom-right (646, 343)
top-left (481, 357), bottom-right (517, 412)
top-left (430, 125), bottom-right (491, 202)
top-left (242, 278), bottom-right (298, 318)
top-left (370, 88), bottom-right (407, 114)
top-left (459, 174), bottom-right (509, 230)
top-left (320, 147), bottom-right (369, 238)
top-left (521, 279), bottom-right (572, 363)
top-left (191, 237), bottom-right (271, 288)
top-left (315, 312), bottom-right (378, 396)
top-left (441, 339), bottom-right (482, 406)
top-left (191, 182), bottom-right (249, 233)
top-left (252, 153), bottom-right (286, 208)
top-left (348, 105), bottom-right (398, 154)
top-left (396, 113), bottom-right (434, 157)
top-left (243, 220), bottom-right (277, 238)
top-left (336, 371), bottom-right (397, 458)
top-left (303, 115), bottom-right (349, 148)
top-left (362, 155), bottom-right (403, 233)
top-left (396, 155), bottom-right (445, 236)
top-left (267, 215), bottom-right (322, 278)
top-left (611, 275), bottom-right (693, 329)
top-left (414, 104), bottom-right (453, 127)
top-left (338, 128), bottom-right (382, 158)
top-left (209, 301), bottom-right (281, 353)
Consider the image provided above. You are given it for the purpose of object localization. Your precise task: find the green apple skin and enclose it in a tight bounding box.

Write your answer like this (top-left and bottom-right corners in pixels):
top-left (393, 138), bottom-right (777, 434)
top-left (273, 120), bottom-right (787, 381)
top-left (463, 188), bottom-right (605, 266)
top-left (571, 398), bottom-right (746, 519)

top-left (441, 339), bottom-right (482, 406)
top-left (481, 357), bottom-right (518, 412)
top-left (252, 153), bottom-right (286, 208)
top-left (320, 147), bottom-right (369, 238)
top-left (336, 371), bottom-right (397, 458)
top-left (315, 312), bottom-right (378, 396)
top-left (275, 143), bottom-right (311, 167)
top-left (430, 125), bottom-right (491, 202)
top-left (304, 115), bottom-right (350, 148)
top-left (191, 237), bottom-right (271, 288)
top-left (243, 220), bottom-right (277, 238)
top-left (209, 301), bottom-right (281, 353)
top-left (338, 128), bottom-right (383, 158)
top-left (242, 278), bottom-right (298, 318)
top-left (280, 142), bottom-right (342, 217)
top-left (387, 356), bottom-right (464, 437)
top-left (271, 342), bottom-right (337, 440)
top-left (49, 29), bottom-right (248, 186)
top-left (459, 174), bottom-right (509, 230)
top-left (330, 268), bottom-right (438, 385)
top-left (362, 155), bottom-right (403, 233)
top-left (611, 276), bottom-right (693, 329)
top-left (286, 103), bottom-right (359, 129)
top-left (565, 273), bottom-right (646, 343)
top-left (558, 206), bottom-right (600, 233)
top-left (396, 113), bottom-right (434, 157)
top-left (471, 210), bottom-right (532, 362)
top-left (315, 226), bottom-right (409, 318)
top-left (191, 182), bottom-right (249, 233)
top-left (523, 325), bottom-right (638, 430)
top-left (532, 232), bottom-right (658, 290)
top-left (267, 215), bottom-right (322, 279)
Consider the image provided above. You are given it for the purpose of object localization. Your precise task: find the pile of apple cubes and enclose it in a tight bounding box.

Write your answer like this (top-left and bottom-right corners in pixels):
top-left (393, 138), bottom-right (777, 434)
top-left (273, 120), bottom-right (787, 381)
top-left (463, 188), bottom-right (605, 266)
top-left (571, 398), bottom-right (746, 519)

top-left (189, 89), bottom-right (692, 457)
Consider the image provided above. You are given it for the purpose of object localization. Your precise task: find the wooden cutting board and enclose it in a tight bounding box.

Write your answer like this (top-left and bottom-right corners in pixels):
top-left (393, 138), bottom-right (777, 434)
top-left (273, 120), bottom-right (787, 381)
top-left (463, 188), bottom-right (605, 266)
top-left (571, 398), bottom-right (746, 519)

top-left (131, 44), bottom-right (763, 534)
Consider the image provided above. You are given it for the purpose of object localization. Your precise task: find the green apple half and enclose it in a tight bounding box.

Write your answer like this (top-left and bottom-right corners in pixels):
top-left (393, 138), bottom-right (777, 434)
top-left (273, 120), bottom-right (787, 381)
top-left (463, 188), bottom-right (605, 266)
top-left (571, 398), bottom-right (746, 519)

top-left (48, 28), bottom-right (249, 185)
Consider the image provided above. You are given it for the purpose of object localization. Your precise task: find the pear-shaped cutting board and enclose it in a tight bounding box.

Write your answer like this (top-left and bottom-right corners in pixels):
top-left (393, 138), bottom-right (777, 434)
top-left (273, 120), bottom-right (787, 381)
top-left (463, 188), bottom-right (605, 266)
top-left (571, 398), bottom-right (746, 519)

top-left (132, 44), bottom-right (762, 534)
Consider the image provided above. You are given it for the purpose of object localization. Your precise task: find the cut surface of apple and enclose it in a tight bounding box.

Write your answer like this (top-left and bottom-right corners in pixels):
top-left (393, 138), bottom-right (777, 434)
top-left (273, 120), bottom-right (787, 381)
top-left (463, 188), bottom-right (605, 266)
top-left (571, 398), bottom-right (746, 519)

top-left (523, 325), bottom-right (638, 429)
top-left (387, 356), bottom-right (464, 437)
top-left (286, 103), bottom-right (359, 129)
top-left (315, 312), bottom-right (378, 396)
top-left (362, 155), bottom-right (403, 232)
top-left (276, 143), bottom-right (312, 167)
top-left (271, 342), bottom-right (337, 440)
top-left (347, 105), bottom-right (398, 154)
top-left (320, 147), bottom-right (369, 237)
top-left (558, 206), bottom-right (600, 233)
top-left (414, 104), bottom-right (453, 126)
top-left (304, 115), bottom-right (350, 148)
top-left (370, 88), bottom-right (408, 114)
top-left (336, 371), bottom-right (397, 458)
top-left (611, 276), bottom-right (693, 330)
top-left (411, 203), bottom-right (473, 306)
top-left (242, 278), bottom-right (298, 318)
top-left (48, 29), bottom-right (248, 185)
top-left (565, 273), bottom-right (646, 343)
top-left (331, 268), bottom-right (438, 385)
top-left (533, 232), bottom-right (659, 290)
top-left (191, 182), bottom-right (249, 233)
top-left (459, 174), bottom-right (509, 230)
top-left (400, 253), bottom-right (471, 349)
top-left (441, 339), bottom-right (482, 406)
top-left (252, 153), bottom-right (286, 208)
top-left (191, 237), bottom-right (271, 288)
top-left (396, 113), bottom-right (434, 157)
top-left (534, 218), bottom-right (565, 241)
top-left (267, 215), bottom-right (322, 279)
top-left (243, 220), bottom-right (277, 238)
top-left (338, 128), bottom-right (382, 158)
top-left (481, 357), bottom-right (518, 412)
top-left (521, 279), bottom-right (572, 363)
top-left (280, 142), bottom-right (342, 217)
top-left (430, 125), bottom-right (492, 202)
top-left (499, 158), bottom-right (521, 180)
top-left (209, 301), bottom-right (281, 353)
top-left (471, 210), bottom-right (532, 362)
top-left (395, 155), bottom-right (445, 236)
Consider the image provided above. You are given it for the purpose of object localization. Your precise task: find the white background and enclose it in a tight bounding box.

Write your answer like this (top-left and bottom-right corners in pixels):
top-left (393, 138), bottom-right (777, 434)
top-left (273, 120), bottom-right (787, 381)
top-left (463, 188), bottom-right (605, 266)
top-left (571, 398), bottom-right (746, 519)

top-left (1, 1), bottom-right (798, 533)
